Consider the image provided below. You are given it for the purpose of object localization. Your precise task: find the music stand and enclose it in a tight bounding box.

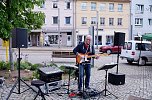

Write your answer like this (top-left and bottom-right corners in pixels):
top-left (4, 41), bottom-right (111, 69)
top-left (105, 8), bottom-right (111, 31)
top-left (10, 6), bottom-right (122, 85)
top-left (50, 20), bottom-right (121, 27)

top-left (62, 65), bottom-right (78, 94)
top-left (98, 63), bottom-right (118, 98)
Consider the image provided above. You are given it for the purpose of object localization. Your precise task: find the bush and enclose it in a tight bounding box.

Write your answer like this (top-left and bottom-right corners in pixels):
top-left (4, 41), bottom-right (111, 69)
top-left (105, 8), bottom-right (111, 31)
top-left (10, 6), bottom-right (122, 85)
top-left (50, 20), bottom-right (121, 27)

top-left (14, 61), bottom-right (32, 70)
top-left (32, 70), bottom-right (39, 79)
top-left (0, 61), bottom-right (10, 70)
top-left (59, 65), bottom-right (76, 76)
top-left (48, 63), bottom-right (58, 67)
top-left (31, 63), bottom-right (43, 71)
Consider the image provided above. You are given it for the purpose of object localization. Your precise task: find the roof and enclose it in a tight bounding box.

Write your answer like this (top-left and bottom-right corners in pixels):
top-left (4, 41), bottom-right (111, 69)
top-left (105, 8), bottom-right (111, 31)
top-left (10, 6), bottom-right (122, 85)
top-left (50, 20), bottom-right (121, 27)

top-left (142, 33), bottom-right (152, 40)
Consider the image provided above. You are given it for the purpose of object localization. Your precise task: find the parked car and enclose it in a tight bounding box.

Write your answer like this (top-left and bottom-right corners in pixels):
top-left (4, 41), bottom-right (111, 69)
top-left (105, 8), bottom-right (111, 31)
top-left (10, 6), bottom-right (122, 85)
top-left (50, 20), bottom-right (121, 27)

top-left (120, 40), bottom-right (152, 65)
top-left (99, 45), bottom-right (122, 54)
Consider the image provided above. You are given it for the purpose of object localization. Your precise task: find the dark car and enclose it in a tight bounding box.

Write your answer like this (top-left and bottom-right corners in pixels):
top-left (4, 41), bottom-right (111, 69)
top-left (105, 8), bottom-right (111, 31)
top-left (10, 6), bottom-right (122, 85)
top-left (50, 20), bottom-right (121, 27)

top-left (99, 45), bottom-right (122, 54)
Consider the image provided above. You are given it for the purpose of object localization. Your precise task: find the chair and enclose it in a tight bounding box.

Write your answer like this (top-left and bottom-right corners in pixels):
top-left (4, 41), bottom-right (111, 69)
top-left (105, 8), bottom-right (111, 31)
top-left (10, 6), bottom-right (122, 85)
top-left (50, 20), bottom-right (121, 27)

top-left (31, 80), bottom-right (47, 100)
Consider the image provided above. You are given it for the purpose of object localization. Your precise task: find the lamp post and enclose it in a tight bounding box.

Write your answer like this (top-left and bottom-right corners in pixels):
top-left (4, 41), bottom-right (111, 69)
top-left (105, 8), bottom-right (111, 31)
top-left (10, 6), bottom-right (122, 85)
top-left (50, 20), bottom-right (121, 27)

top-left (96, 10), bottom-right (99, 49)
top-left (58, 8), bottom-right (60, 48)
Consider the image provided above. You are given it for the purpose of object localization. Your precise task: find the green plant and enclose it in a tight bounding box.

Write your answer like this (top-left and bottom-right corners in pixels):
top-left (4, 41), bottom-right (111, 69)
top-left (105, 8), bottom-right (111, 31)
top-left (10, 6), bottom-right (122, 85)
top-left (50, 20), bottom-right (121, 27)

top-left (59, 65), bottom-right (75, 76)
top-left (32, 70), bottom-right (39, 79)
top-left (31, 63), bottom-right (43, 71)
top-left (48, 63), bottom-right (58, 67)
top-left (0, 61), bottom-right (10, 70)
top-left (22, 77), bottom-right (30, 81)
top-left (13, 61), bottom-right (32, 70)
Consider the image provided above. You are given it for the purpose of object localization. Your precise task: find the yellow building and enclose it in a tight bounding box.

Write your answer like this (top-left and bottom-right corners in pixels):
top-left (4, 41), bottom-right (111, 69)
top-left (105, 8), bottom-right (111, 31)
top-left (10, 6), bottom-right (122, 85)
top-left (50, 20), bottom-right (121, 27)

top-left (75, 0), bottom-right (130, 46)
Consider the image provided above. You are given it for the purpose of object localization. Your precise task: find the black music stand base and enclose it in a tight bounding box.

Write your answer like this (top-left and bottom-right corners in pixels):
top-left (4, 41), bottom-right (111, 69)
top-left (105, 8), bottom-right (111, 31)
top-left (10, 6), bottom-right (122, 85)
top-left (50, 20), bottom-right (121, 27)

top-left (98, 63), bottom-right (118, 99)
top-left (99, 70), bottom-right (118, 99)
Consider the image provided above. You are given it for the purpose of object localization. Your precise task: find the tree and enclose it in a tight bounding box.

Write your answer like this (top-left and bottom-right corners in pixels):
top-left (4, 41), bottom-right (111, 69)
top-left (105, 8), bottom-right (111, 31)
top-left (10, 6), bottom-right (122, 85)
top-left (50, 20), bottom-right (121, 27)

top-left (0, 0), bottom-right (45, 40)
top-left (0, 0), bottom-right (45, 70)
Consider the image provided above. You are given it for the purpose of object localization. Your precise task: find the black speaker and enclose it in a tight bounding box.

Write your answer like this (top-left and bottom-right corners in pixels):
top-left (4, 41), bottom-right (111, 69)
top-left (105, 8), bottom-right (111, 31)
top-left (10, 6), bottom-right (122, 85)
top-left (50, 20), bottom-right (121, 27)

top-left (12, 28), bottom-right (28, 48)
top-left (108, 72), bottom-right (125, 85)
top-left (114, 32), bottom-right (125, 46)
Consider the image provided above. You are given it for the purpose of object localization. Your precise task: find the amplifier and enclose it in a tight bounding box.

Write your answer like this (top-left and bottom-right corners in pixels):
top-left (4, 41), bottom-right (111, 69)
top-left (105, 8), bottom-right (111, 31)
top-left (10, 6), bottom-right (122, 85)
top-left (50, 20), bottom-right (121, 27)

top-left (38, 67), bottom-right (63, 83)
top-left (108, 72), bottom-right (125, 85)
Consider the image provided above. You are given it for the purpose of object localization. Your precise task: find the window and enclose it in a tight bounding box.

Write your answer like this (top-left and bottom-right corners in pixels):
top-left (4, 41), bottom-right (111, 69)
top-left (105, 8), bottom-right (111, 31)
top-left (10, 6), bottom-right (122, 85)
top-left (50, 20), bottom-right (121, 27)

top-left (95, 36), bottom-right (102, 45)
top-left (109, 3), bottom-right (114, 11)
top-left (65, 17), bottom-right (71, 24)
top-left (136, 4), bottom-right (144, 13)
top-left (109, 18), bottom-right (114, 26)
top-left (66, 2), bottom-right (71, 9)
top-left (106, 36), bottom-right (113, 45)
top-left (77, 35), bottom-right (83, 44)
top-left (91, 17), bottom-right (96, 24)
top-left (148, 19), bottom-right (152, 26)
top-left (100, 17), bottom-right (105, 25)
top-left (81, 17), bottom-right (87, 24)
top-left (53, 16), bottom-right (58, 24)
top-left (100, 3), bottom-right (105, 11)
top-left (136, 43), bottom-right (151, 51)
top-left (127, 42), bottom-right (132, 50)
top-left (150, 5), bottom-right (152, 12)
top-left (123, 42), bottom-right (132, 50)
top-left (81, 2), bottom-right (87, 10)
top-left (118, 18), bottom-right (122, 25)
top-left (135, 18), bottom-right (143, 26)
top-left (118, 4), bottom-right (123, 12)
top-left (91, 2), bottom-right (96, 11)
top-left (53, 2), bottom-right (58, 8)
top-left (48, 35), bottom-right (58, 44)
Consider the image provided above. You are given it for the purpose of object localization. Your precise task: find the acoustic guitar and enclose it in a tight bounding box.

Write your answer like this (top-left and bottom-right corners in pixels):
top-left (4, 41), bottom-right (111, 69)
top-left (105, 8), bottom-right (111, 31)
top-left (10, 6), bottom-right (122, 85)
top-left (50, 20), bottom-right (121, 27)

top-left (76, 53), bottom-right (109, 64)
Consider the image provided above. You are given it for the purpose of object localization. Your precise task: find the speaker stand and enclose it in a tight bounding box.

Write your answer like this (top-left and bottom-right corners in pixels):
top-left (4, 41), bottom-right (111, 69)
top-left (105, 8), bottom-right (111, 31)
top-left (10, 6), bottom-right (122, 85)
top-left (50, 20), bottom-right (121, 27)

top-left (6, 48), bottom-right (37, 100)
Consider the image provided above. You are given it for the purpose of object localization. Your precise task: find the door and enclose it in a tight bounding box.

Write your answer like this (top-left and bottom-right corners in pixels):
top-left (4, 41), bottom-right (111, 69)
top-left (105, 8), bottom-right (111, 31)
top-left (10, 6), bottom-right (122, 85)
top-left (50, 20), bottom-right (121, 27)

top-left (67, 35), bottom-right (72, 46)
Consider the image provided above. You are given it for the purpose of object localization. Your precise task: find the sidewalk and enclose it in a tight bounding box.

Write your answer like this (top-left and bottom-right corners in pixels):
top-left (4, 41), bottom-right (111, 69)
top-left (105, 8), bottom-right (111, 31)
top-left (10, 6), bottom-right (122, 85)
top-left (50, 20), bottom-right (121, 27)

top-left (0, 46), bottom-right (74, 51)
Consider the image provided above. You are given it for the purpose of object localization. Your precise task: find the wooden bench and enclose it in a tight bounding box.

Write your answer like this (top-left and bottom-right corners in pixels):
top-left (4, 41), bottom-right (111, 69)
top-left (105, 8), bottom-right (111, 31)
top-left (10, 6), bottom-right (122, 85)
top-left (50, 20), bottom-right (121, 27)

top-left (52, 50), bottom-right (75, 58)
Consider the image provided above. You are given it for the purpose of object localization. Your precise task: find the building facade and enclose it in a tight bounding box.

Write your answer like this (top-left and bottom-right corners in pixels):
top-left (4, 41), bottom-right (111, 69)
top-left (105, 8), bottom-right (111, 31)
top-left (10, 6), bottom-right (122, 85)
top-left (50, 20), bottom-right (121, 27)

top-left (131, 0), bottom-right (152, 40)
top-left (75, 0), bottom-right (130, 47)
top-left (31, 0), bottom-right (75, 47)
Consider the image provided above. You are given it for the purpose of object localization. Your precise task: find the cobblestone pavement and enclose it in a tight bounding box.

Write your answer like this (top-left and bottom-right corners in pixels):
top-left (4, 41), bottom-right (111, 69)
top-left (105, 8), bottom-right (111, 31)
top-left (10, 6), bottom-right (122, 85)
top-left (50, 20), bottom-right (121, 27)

top-left (1, 55), bottom-right (152, 100)
top-left (1, 47), bottom-right (152, 100)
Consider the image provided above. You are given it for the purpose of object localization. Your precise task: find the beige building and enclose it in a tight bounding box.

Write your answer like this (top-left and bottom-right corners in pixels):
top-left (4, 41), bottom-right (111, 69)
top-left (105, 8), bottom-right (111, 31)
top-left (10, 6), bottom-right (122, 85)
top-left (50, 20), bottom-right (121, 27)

top-left (75, 0), bottom-right (130, 46)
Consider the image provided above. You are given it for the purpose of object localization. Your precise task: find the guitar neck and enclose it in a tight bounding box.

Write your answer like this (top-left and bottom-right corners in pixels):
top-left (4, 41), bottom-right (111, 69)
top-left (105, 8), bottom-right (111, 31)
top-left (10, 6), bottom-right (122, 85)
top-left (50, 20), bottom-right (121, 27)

top-left (83, 53), bottom-right (107, 58)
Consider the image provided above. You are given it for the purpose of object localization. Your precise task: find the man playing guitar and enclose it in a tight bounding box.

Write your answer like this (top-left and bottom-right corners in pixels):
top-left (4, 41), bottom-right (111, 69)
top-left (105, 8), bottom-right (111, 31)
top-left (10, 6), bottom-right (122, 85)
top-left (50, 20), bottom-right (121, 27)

top-left (73, 35), bottom-right (99, 93)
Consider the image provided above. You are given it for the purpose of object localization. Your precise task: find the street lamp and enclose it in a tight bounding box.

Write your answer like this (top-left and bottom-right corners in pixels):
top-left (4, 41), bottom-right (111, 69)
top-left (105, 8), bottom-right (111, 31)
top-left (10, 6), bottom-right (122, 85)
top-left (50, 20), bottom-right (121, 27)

top-left (96, 10), bottom-right (99, 49)
top-left (58, 8), bottom-right (60, 48)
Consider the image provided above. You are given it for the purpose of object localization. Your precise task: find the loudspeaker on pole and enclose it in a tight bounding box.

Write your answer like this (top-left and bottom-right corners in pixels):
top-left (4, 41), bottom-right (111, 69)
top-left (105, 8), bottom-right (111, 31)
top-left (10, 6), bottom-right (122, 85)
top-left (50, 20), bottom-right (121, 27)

top-left (114, 32), bottom-right (125, 46)
top-left (12, 28), bottom-right (28, 48)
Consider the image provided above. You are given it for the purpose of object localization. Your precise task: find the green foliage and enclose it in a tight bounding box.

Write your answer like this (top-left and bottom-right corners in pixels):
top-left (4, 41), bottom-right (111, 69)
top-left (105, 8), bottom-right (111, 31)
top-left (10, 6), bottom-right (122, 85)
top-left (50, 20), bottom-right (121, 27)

top-left (14, 61), bottom-right (32, 70)
top-left (32, 70), bottom-right (39, 79)
top-left (31, 63), bottom-right (43, 71)
top-left (48, 63), bottom-right (58, 67)
top-left (59, 65), bottom-right (76, 76)
top-left (0, 0), bottom-right (45, 40)
top-left (0, 61), bottom-right (10, 70)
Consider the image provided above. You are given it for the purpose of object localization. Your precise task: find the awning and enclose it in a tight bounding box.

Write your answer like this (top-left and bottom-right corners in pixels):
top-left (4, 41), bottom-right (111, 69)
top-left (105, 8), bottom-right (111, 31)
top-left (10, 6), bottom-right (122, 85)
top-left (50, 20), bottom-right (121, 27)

top-left (142, 33), bottom-right (152, 40)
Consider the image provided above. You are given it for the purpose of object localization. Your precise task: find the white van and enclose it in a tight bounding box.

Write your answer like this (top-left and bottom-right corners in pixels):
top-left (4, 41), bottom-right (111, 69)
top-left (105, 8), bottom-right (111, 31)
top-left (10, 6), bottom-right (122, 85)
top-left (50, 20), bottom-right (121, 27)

top-left (120, 40), bottom-right (152, 65)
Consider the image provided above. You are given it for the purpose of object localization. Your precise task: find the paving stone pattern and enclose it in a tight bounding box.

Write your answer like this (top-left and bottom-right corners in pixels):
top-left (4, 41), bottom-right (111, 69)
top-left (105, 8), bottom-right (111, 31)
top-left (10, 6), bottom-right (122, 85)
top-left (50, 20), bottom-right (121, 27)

top-left (1, 56), bottom-right (152, 100)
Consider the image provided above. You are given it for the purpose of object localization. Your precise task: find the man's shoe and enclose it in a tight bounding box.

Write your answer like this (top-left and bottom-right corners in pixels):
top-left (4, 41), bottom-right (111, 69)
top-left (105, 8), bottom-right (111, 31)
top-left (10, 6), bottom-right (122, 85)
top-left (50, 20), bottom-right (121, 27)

top-left (85, 87), bottom-right (91, 90)
top-left (77, 91), bottom-right (83, 96)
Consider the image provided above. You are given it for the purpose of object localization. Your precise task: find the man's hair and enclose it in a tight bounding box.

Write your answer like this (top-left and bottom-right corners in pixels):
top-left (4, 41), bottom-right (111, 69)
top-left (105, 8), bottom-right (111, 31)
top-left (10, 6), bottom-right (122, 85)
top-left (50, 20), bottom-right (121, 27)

top-left (85, 35), bottom-right (92, 41)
